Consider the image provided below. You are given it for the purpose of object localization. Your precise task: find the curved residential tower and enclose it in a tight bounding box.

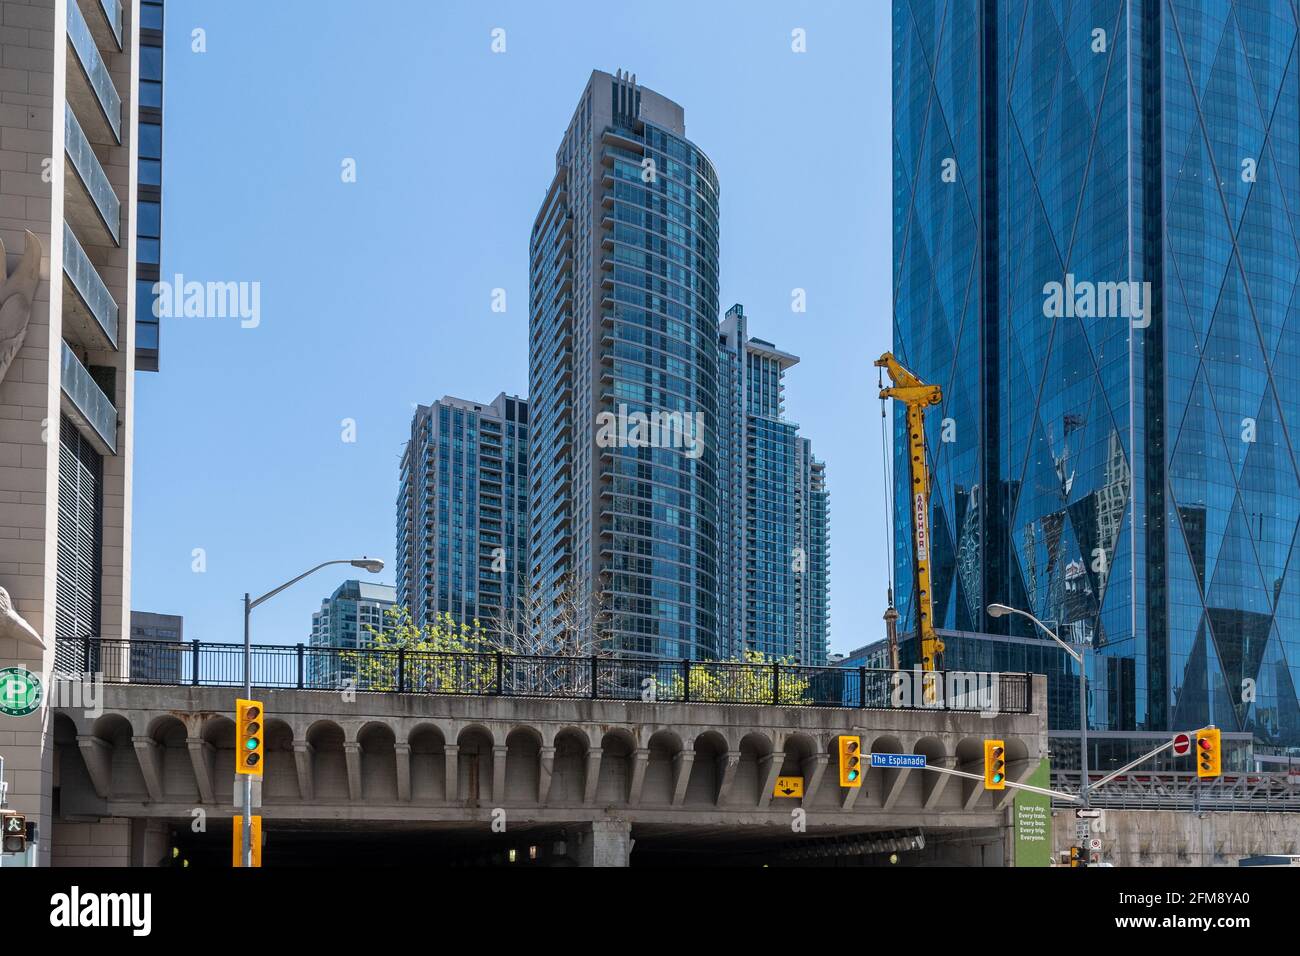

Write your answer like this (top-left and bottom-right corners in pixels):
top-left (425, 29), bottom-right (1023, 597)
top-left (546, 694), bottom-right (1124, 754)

top-left (529, 70), bottom-right (721, 659)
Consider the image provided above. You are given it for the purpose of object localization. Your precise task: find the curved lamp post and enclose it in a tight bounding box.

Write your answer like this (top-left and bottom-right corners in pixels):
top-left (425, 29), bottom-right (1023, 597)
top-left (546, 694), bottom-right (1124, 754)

top-left (239, 557), bottom-right (384, 865)
top-left (987, 603), bottom-right (1091, 808)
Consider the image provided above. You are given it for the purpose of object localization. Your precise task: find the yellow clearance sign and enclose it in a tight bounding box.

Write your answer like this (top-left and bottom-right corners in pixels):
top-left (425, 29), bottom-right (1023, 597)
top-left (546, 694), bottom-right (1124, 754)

top-left (773, 776), bottom-right (804, 798)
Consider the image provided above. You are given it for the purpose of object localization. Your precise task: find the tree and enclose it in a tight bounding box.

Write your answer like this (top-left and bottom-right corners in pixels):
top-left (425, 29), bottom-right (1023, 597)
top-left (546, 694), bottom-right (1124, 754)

top-left (484, 571), bottom-right (617, 696)
top-left (339, 605), bottom-right (495, 693)
top-left (664, 649), bottom-right (811, 704)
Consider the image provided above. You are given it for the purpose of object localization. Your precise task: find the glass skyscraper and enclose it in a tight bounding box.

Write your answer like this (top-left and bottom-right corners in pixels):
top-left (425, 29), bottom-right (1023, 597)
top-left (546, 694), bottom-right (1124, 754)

top-left (717, 305), bottom-right (830, 664)
top-left (529, 70), bottom-right (722, 659)
top-left (893, 0), bottom-right (1300, 760)
top-left (396, 394), bottom-right (530, 639)
top-left (308, 580), bottom-right (397, 687)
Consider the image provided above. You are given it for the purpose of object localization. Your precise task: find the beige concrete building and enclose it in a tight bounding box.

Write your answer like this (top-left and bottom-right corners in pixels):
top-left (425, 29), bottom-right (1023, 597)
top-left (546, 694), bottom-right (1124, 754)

top-left (0, 0), bottom-right (142, 866)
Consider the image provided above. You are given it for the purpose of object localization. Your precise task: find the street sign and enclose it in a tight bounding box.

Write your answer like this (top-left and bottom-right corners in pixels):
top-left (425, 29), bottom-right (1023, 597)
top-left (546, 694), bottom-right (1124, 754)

top-left (1090, 838), bottom-right (1101, 851)
top-left (773, 776), bottom-right (804, 798)
top-left (1075, 808), bottom-right (1102, 819)
top-left (1075, 821), bottom-right (1090, 840)
top-left (1172, 732), bottom-right (1191, 756)
top-left (870, 753), bottom-right (927, 769)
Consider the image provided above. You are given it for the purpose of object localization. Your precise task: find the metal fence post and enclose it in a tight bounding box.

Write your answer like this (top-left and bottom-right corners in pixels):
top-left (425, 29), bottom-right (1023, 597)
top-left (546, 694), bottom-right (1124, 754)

top-left (191, 640), bottom-right (200, 686)
top-left (496, 651), bottom-right (504, 695)
top-left (773, 662), bottom-right (780, 705)
top-left (83, 637), bottom-right (92, 675)
top-left (397, 648), bottom-right (405, 694)
top-left (681, 659), bottom-right (690, 701)
top-left (590, 655), bottom-right (598, 699)
top-left (296, 644), bottom-right (305, 689)
top-left (859, 666), bottom-right (867, 708)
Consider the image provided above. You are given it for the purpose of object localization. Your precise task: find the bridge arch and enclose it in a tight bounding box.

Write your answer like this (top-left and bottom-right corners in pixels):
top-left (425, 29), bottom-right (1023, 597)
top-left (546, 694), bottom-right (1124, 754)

top-left (597, 729), bottom-right (636, 804)
top-left (358, 722), bottom-right (398, 802)
top-left (306, 719), bottom-right (348, 802)
top-left (408, 722), bottom-right (447, 802)
top-left (550, 727), bottom-right (590, 803)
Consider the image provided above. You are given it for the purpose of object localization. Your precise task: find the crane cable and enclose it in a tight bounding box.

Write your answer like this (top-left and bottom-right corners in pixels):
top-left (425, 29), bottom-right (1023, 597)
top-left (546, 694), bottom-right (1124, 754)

top-left (879, 366), bottom-right (895, 600)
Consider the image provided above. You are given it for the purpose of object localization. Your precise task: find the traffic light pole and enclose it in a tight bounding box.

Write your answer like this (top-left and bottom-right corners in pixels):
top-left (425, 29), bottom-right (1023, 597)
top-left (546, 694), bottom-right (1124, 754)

top-left (236, 558), bottom-right (385, 868)
top-left (242, 592), bottom-right (252, 869)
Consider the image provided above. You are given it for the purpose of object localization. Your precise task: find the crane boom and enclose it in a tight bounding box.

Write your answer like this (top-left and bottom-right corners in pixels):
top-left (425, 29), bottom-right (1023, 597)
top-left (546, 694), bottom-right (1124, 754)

top-left (875, 352), bottom-right (945, 673)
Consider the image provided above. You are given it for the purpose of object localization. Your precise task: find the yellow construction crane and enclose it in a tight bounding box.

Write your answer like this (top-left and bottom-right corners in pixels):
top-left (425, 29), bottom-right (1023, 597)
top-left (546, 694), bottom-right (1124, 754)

top-left (875, 352), bottom-right (944, 675)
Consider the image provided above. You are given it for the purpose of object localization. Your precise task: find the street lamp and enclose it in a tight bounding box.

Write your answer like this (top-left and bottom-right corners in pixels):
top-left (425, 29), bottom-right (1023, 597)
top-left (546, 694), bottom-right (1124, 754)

top-left (239, 556), bottom-right (384, 865)
top-left (986, 602), bottom-right (1091, 807)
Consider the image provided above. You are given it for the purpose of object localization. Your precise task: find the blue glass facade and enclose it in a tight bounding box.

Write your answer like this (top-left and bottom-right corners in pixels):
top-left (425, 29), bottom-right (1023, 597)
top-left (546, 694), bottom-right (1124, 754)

top-left (308, 580), bottom-right (396, 687)
top-left (135, 0), bottom-right (163, 371)
top-left (397, 394), bottom-right (529, 638)
top-left (893, 0), bottom-right (1300, 758)
top-left (717, 305), bottom-right (830, 664)
top-left (529, 71), bottom-right (721, 659)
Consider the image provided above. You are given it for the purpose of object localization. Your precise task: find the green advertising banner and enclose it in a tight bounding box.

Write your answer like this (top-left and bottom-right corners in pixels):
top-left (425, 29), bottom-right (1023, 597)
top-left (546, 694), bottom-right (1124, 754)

top-left (1013, 757), bottom-right (1051, 867)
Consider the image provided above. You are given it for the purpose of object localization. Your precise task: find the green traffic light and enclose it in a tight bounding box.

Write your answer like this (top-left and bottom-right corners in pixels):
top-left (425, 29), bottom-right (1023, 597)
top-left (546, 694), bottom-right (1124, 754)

top-left (847, 769), bottom-right (859, 782)
top-left (245, 738), bottom-right (259, 750)
top-left (992, 773), bottom-right (1004, 784)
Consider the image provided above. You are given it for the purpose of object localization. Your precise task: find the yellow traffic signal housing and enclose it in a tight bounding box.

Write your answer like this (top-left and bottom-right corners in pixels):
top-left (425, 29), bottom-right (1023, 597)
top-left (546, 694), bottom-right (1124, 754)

top-left (837, 735), bottom-right (862, 787)
top-left (1069, 846), bottom-right (1081, 868)
top-left (235, 698), bottom-right (264, 776)
top-left (1196, 727), bottom-right (1222, 778)
top-left (983, 739), bottom-right (1006, 789)
top-left (233, 816), bottom-right (262, 867)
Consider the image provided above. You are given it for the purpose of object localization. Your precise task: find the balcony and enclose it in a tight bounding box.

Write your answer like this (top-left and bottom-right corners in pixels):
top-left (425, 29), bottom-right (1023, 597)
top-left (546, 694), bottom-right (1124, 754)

top-left (64, 104), bottom-right (120, 244)
top-left (93, 0), bottom-right (123, 49)
top-left (66, 0), bottom-right (121, 142)
top-left (60, 341), bottom-right (117, 454)
top-left (62, 223), bottom-right (118, 349)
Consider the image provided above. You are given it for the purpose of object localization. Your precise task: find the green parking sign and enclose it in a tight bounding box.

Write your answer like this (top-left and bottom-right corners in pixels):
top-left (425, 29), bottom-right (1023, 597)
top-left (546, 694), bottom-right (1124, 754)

top-left (0, 667), bottom-right (42, 717)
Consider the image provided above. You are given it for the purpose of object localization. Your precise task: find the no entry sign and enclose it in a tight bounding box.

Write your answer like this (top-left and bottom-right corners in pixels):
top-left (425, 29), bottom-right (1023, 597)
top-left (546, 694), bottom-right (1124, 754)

top-left (1172, 732), bottom-right (1191, 756)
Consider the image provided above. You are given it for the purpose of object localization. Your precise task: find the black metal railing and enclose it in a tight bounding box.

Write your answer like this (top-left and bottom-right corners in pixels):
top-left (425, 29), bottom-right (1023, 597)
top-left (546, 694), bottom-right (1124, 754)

top-left (54, 637), bottom-right (1033, 714)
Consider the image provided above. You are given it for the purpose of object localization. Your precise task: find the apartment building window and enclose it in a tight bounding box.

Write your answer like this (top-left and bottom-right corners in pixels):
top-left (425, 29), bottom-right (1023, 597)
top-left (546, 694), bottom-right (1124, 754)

top-left (55, 417), bottom-right (104, 640)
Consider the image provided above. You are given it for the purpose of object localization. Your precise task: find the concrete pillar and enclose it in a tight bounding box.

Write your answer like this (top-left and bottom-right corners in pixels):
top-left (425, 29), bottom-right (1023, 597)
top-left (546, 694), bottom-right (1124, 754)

top-left (582, 749), bottom-right (603, 805)
top-left (670, 750), bottom-right (695, 806)
top-left (539, 745), bottom-right (556, 804)
top-left (627, 748), bottom-right (650, 805)
top-left (492, 744), bottom-right (508, 805)
top-left (444, 745), bottom-right (459, 802)
top-left (800, 751), bottom-right (828, 805)
top-left (131, 736), bottom-right (163, 802)
top-left (574, 819), bottom-right (633, 867)
top-left (76, 735), bottom-right (113, 799)
top-left (343, 742), bottom-right (361, 801)
top-left (394, 742), bottom-right (411, 802)
top-left (292, 741), bottom-right (314, 801)
top-left (130, 818), bottom-right (171, 867)
top-left (715, 751), bottom-right (742, 806)
top-left (186, 737), bottom-right (216, 805)
top-left (757, 751), bottom-right (784, 808)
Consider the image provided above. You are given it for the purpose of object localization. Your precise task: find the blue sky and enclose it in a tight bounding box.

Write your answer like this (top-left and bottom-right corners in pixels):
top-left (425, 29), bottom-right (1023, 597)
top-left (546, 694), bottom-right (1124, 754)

top-left (132, 0), bottom-right (894, 653)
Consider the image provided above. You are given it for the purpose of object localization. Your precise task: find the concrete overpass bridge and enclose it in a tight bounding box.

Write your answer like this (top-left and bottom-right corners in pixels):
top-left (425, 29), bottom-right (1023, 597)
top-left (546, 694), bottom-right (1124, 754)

top-left (44, 639), bottom-right (1047, 866)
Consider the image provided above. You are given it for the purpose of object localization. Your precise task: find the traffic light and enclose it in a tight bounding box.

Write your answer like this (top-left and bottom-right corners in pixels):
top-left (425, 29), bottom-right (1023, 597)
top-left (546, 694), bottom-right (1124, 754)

top-left (233, 816), bottom-right (262, 867)
top-left (235, 698), bottom-right (264, 776)
top-left (983, 739), bottom-right (1006, 790)
top-left (837, 735), bottom-right (862, 787)
top-left (1069, 846), bottom-right (1081, 868)
top-left (1196, 727), bottom-right (1222, 778)
top-left (2, 813), bottom-right (26, 854)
